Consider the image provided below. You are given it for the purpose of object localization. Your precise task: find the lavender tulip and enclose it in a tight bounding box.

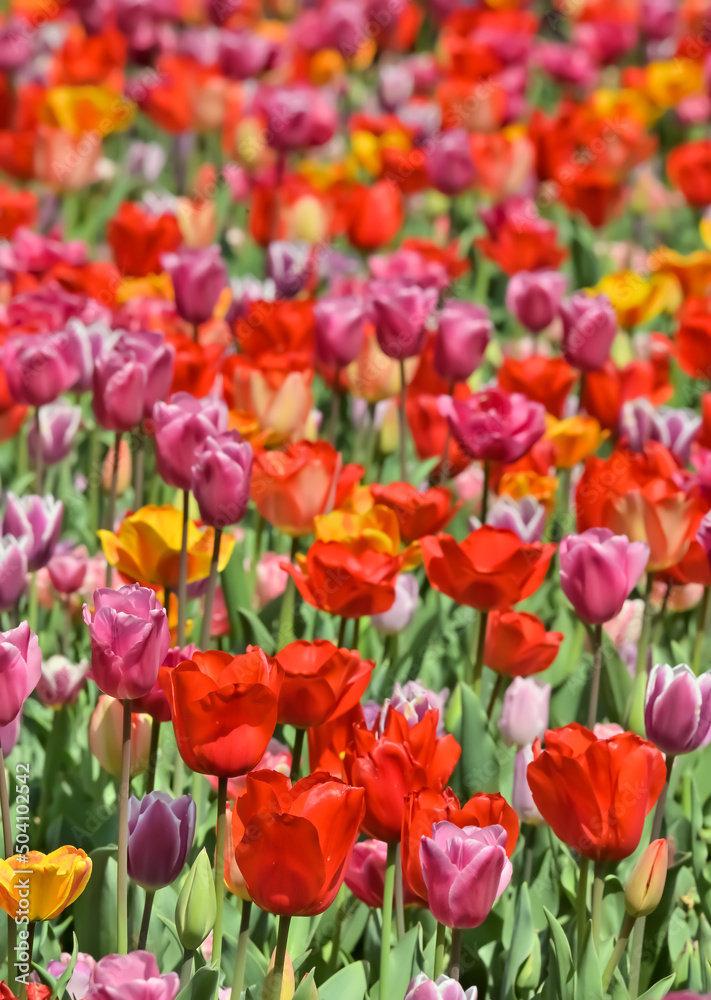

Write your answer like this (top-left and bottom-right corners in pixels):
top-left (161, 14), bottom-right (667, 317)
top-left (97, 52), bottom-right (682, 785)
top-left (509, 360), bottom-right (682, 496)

top-left (620, 399), bottom-right (701, 465)
top-left (191, 431), bottom-right (253, 528)
top-left (433, 302), bottom-right (492, 383)
top-left (83, 584), bottom-right (171, 701)
top-left (3, 333), bottom-right (80, 407)
top-left (420, 822), bottom-right (512, 928)
top-left (441, 389), bottom-right (546, 464)
top-left (498, 677), bottom-right (550, 747)
top-left (378, 63), bottom-right (414, 112)
top-left (28, 401), bottom-right (82, 467)
top-left (506, 270), bottom-right (567, 333)
top-left (162, 247), bottom-right (228, 327)
top-left (370, 574), bottom-right (419, 635)
top-left (560, 293), bottom-right (617, 372)
top-left (372, 282), bottom-right (438, 360)
top-left (153, 393), bottom-right (228, 491)
top-left (0, 537), bottom-right (28, 611)
top-left (485, 495), bottom-right (546, 543)
top-left (314, 296), bottom-right (367, 368)
top-left (127, 141), bottom-right (167, 183)
top-left (93, 331), bottom-right (174, 432)
top-left (426, 129), bottom-right (475, 196)
top-left (127, 792), bottom-right (196, 890)
top-left (559, 528), bottom-right (649, 625)
top-left (511, 744), bottom-right (543, 825)
top-left (0, 622), bottom-right (42, 726)
top-left (3, 494), bottom-right (63, 571)
top-left (389, 679), bottom-right (450, 734)
top-left (405, 974), bottom-right (477, 1000)
top-left (644, 663), bottom-right (711, 756)
top-left (85, 951), bottom-right (180, 1000)
top-left (36, 655), bottom-right (89, 708)
top-left (266, 241), bottom-right (311, 299)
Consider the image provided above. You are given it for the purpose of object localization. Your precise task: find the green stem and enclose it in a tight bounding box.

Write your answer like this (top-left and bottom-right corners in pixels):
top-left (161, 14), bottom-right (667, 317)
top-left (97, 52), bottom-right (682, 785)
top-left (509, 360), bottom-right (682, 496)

top-left (266, 914), bottom-right (292, 1000)
top-left (592, 863), bottom-right (604, 953)
top-left (586, 624), bottom-right (604, 729)
top-left (650, 754), bottom-right (675, 842)
top-left (486, 673), bottom-right (504, 720)
top-left (145, 718), bottom-right (161, 795)
top-left (577, 856), bottom-right (590, 963)
top-left (137, 890), bottom-right (155, 950)
top-left (352, 616), bottom-right (360, 650)
top-left (179, 948), bottom-right (194, 990)
top-left (480, 460), bottom-right (490, 523)
top-left (177, 489), bottom-right (190, 647)
top-left (434, 922), bottom-right (446, 980)
top-left (449, 927), bottom-right (462, 981)
top-left (330, 370), bottom-right (341, 448)
top-left (212, 776), bottom-right (228, 973)
top-left (628, 917), bottom-right (645, 999)
top-left (522, 823), bottom-right (536, 884)
top-left (133, 430), bottom-right (145, 509)
top-left (395, 844), bottom-right (405, 940)
top-left (337, 616), bottom-right (347, 647)
top-left (231, 900), bottom-right (252, 1000)
top-left (692, 586), bottom-right (710, 675)
top-left (105, 431), bottom-right (122, 531)
top-left (399, 360), bottom-right (408, 482)
top-left (277, 537), bottom-right (298, 647)
top-left (117, 699), bottom-right (132, 954)
top-left (602, 913), bottom-right (635, 991)
top-left (290, 728), bottom-right (305, 784)
top-left (248, 514), bottom-right (265, 597)
top-left (37, 705), bottom-right (69, 847)
top-left (34, 407), bottom-right (44, 494)
top-left (27, 572), bottom-right (38, 634)
top-left (635, 574), bottom-right (654, 677)
top-left (380, 843), bottom-right (397, 997)
top-left (472, 610), bottom-right (489, 694)
top-left (0, 748), bottom-right (17, 995)
top-left (200, 527), bottom-right (222, 650)
top-left (88, 421), bottom-right (100, 541)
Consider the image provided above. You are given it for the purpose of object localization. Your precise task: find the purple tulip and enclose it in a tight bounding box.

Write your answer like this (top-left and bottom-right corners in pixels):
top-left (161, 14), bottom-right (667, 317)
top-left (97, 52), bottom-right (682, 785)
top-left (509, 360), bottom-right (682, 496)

top-left (420, 822), bottom-right (512, 928)
top-left (441, 389), bottom-right (546, 464)
top-left (162, 247), bottom-right (228, 327)
top-left (426, 129), bottom-right (475, 196)
top-left (48, 543), bottom-right (89, 595)
top-left (314, 296), bottom-right (367, 368)
top-left (620, 400), bottom-right (701, 466)
top-left (133, 644), bottom-right (196, 723)
top-left (559, 528), bottom-right (649, 625)
top-left (644, 663), bottom-right (711, 756)
top-left (93, 331), bottom-right (174, 432)
top-left (28, 401), bottom-right (82, 467)
top-left (389, 678), bottom-right (449, 735)
top-left (485, 495), bottom-right (546, 543)
top-left (254, 85), bottom-right (338, 152)
top-left (560, 293), bottom-right (617, 372)
top-left (378, 63), bottom-right (414, 112)
top-left (266, 241), bottom-right (311, 299)
top-left (506, 270), bottom-right (567, 334)
top-left (3, 494), bottom-right (63, 571)
top-left (191, 431), bottom-right (253, 528)
top-left (405, 974), bottom-right (477, 1000)
top-left (433, 302), bottom-right (492, 383)
top-left (0, 622), bottom-right (42, 726)
top-left (153, 393), bottom-right (228, 492)
top-left (2, 333), bottom-right (80, 408)
top-left (127, 791), bottom-right (196, 890)
top-left (219, 28), bottom-right (280, 79)
top-left (83, 584), bottom-right (171, 701)
top-left (0, 537), bottom-right (28, 612)
top-left (85, 951), bottom-right (180, 1000)
top-left (370, 574), bottom-right (420, 636)
top-left (36, 655), bottom-right (89, 709)
top-left (512, 744), bottom-right (543, 826)
top-left (498, 677), bottom-right (550, 748)
top-left (372, 282), bottom-right (438, 360)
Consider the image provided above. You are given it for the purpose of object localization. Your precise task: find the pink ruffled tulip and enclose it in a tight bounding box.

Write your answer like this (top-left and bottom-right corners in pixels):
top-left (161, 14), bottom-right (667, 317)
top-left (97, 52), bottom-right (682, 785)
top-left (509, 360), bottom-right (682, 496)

top-left (47, 543), bottom-right (88, 595)
top-left (420, 822), bottom-right (512, 928)
top-left (644, 663), bottom-right (711, 756)
top-left (346, 839), bottom-right (419, 908)
top-left (560, 293), bottom-right (617, 372)
top-left (372, 282), bottom-right (438, 360)
top-left (433, 302), bottom-right (492, 383)
top-left (506, 270), bottom-right (567, 333)
top-left (191, 431), bottom-right (253, 528)
top-left (441, 389), bottom-right (546, 463)
top-left (89, 696), bottom-right (152, 778)
top-left (83, 584), bottom-right (171, 701)
top-left (36, 654), bottom-right (89, 708)
top-left (85, 951), bottom-right (179, 1000)
top-left (498, 677), bottom-right (550, 748)
top-left (93, 331), bottom-right (174, 432)
top-left (0, 621), bottom-right (42, 726)
top-left (28, 401), bottom-right (82, 466)
top-left (153, 393), bottom-right (228, 491)
top-left (425, 129), bottom-right (475, 196)
top-left (405, 975), bottom-right (477, 1000)
top-left (314, 296), bottom-right (367, 368)
top-left (559, 528), bottom-right (649, 625)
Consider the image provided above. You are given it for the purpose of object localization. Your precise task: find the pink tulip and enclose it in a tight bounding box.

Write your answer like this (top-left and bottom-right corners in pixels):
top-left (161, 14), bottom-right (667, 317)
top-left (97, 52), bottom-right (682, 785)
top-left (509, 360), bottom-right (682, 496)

top-left (420, 822), bottom-right (512, 928)
top-left (254, 84), bottom-right (338, 152)
top-left (48, 543), bottom-right (89, 595)
top-left (346, 839), bottom-right (419, 908)
top-left (162, 246), bottom-right (228, 327)
top-left (153, 392), bottom-right (228, 492)
top-left (314, 297), bottom-right (367, 368)
top-left (36, 655), bottom-right (89, 708)
top-left (372, 281), bottom-right (438, 360)
top-left (28, 401), bottom-right (82, 466)
top-left (644, 663), bottom-right (711, 756)
top-left (253, 552), bottom-right (289, 611)
top-left (2, 332), bottom-right (80, 407)
top-left (3, 494), bottom-right (63, 571)
top-left (506, 270), bottom-right (567, 333)
top-left (85, 951), bottom-right (179, 1000)
top-left (433, 302), bottom-right (492, 383)
top-left (0, 537), bottom-right (28, 612)
top-left (92, 331), bottom-right (174, 432)
top-left (0, 621), bottom-right (42, 726)
top-left (498, 677), bottom-right (550, 748)
top-left (441, 388), bottom-right (546, 464)
top-left (512, 745), bottom-right (543, 826)
top-left (426, 129), bottom-right (475, 196)
top-left (560, 293), bottom-right (617, 372)
top-left (559, 529), bottom-right (649, 625)
top-left (191, 431), bottom-right (253, 528)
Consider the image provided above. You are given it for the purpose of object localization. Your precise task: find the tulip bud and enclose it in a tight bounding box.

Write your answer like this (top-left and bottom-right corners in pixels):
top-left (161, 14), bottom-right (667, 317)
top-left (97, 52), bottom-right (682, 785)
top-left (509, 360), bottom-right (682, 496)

top-left (102, 438), bottom-right (132, 496)
top-left (176, 848), bottom-right (217, 951)
top-left (372, 282), bottom-right (438, 360)
top-left (506, 270), bottom-right (567, 334)
top-left (89, 696), bottom-right (152, 777)
top-left (625, 839), bottom-right (668, 917)
top-left (498, 677), bottom-right (551, 748)
top-left (263, 948), bottom-right (295, 1000)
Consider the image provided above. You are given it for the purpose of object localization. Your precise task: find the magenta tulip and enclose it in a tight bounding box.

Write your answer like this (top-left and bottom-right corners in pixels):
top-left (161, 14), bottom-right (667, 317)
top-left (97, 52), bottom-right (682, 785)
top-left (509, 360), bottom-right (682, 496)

top-left (93, 331), bottom-right (174, 432)
top-left (506, 270), bottom-right (567, 333)
top-left (2, 332), bottom-right (80, 407)
top-left (560, 293), bottom-right (617, 372)
top-left (433, 302), bottom-right (492, 383)
top-left (559, 528), bottom-right (649, 625)
top-left (162, 247), bottom-right (228, 327)
top-left (0, 621), bottom-right (42, 726)
top-left (345, 839), bottom-right (419, 909)
top-left (425, 129), bottom-right (475, 196)
top-left (48, 543), bottom-right (88, 595)
top-left (127, 792), bottom-right (196, 891)
top-left (441, 388), bottom-right (546, 464)
top-left (255, 84), bottom-right (338, 152)
top-left (314, 296), bottom-right (367, 368)
top-left (153, 393), bottom-right (228, 492)
top-left (644, 663), bottom-right (711, 756)
top-left (372, 282), bottom-right (438, 360)
top-left (191, 431), bottom-right (253, 528)
top-left (133, 644), bottom-right (196, 723)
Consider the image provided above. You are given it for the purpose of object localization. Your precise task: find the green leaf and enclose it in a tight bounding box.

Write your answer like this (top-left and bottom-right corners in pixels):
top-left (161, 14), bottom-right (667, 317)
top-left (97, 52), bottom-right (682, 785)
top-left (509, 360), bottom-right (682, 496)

top-left (544, 908), bottom-right (574, 1000)
top-left (319, 961), bottom-right (368, 1000)
top-left (575, 921), bottom-right (603, 1000)
top-left (636, 973), bottom-right (676, 1000)
top-left (293, 969), bottom-right (318, 999)
top-left (599, 633), bottom-right (633, 726)
top-left (445, 682), bottom-right (500, 797)
top-left (238, 607), bottom-right (277, 654)
top-left (503, 884), bottom-right (536, 1000)
top-left (52, 933), bottom-right (78, 999)
top-left (175, 967), bottom-right (219, 1000)
top-left (388, 926), bottom-right (420, 1000)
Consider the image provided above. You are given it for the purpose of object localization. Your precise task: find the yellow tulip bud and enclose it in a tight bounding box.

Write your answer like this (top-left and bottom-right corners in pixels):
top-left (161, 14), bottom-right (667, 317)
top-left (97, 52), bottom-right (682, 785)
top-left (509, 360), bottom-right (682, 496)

top-left (625, 839), bottom-right (668, 917)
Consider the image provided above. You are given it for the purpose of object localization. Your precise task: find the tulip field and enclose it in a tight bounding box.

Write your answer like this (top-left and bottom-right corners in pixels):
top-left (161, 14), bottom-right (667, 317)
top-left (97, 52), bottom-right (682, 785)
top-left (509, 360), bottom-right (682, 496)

top-left (4, 1), bottom-right (711, 1000)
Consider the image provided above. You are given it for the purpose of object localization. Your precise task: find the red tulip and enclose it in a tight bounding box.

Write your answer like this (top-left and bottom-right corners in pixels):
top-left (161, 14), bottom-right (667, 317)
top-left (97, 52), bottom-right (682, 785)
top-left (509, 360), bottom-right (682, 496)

top-left (275, 640), bottom-right (374, 729)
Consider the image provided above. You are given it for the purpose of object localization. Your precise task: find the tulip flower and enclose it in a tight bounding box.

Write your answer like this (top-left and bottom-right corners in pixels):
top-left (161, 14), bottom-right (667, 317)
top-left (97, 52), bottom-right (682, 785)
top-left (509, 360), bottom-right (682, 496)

top-left (433, 301), bottom-right (492, 383)
top-left (370, 484), bottom-right (457, 543)
top-left (420, 822), bottom-right (512, 928)
top-left (511, 745), bottom-right (543, 826)
top-left (175, 850), bottom-right (217, 953)
top-left (191, 432), bottom-right (253, 529)
top-left (89, 696), bottom-right (152, 778)
top-left (405, 974), bottom-right (477, 1000)
top-left (486, 496), bottom-right (546, 543)
top-left (372, 282), bottom-right (438, 360)
top-left (371, 574), bottom-right (420, 635)
top-left (425, 129), bottom-right (475, 196)
top-left (0, 848), bottom-right (92, 922)
top-left (133, 645), bottom-right (196, 723)
top-left (345, 840), bottom-right (420, 908)
top-left (255, 84), bottom-right (338, 152)
top-left (27, 401), bottom-right (82, 466)
top-left (266, 241), bottom-right (311, 299)
top-left (92, 331), bottom-right (174, 432)
top-left (620, 399), bottom-right (701, 465)
top-left (162, 246), bottom-right (228, 327)
top-left (2, 333), bottom-right (80, 407)
top-left (441, 389), bottom-right (546, 464)
top-left (233, 770), bottom-right (365, 915)
top-left (83, 584), bottom-right (171, 701)
top-left (484, 610), bottom-right (563, 677)
top-left (343, 708), bottom-right (460, 843)
top-left (314, 296), bottom-right (367, 368)
top-left (560, 292), bottom-right (617, 372)
top-left (506, 270), bottom-right (567, 333)
top-left (527, 724), bottom-right (666, 861)
top-left (153, 393), bottom-right (228, 492)
top-left (254, 552), bottom-right (289, 610)
top-left (47, 952), bottom-right (95, 1000)
top-left (159, 648), bottom-right (283, 777)
top-left (127, 792), bottom-right (196, 891)
top-left (625, 839), bottom-right (669, 917)
top-left (85, 951), bottom-right (180, 1000)
top-left (3, 494), bottom-right (63, 571)
top-left (36, 655), bottom-right (89, 708)
top-left (559, 529), bottom-right (649, 625)
top-left (107, 201), bottom-right (182, 278)
top-left (0, 537), bottom-right (28, 611)
top-left (219, 28), bottom-right (281, 79)
top-left (0, 622), bottom-right (42, 727)
top-left (498, 678), bottom-right (551, 747)
top-left (284, 542), bottom-right (402, 618)
top-left (644, 663), bottom-right (711, 756)
top-left (47, 543), bottom-right (88, 594)
top-left (275, 640), bottom-right (374, 728)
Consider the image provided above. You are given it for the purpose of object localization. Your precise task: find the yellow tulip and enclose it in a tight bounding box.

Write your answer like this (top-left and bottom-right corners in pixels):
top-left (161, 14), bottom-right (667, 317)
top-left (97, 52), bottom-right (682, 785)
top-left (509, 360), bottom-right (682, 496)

top-left (646, 59), bottom-right (704, 110)
top-left (498, 470), bottom-right (559, 512)
top-left (544, 414), bottom-right (609, 469)
top-left (116, 273), bottom-right (174, 303)
top-left (0, 848), bottom-right (91, 922)
top-left (587, 271), bottom-right (680, 329)
top-left (98, 504), bottom-right (235, 590)
top-left (314, 505), bottom-right (422, 569)
top-left (42, 86), bottom-right (135, 137)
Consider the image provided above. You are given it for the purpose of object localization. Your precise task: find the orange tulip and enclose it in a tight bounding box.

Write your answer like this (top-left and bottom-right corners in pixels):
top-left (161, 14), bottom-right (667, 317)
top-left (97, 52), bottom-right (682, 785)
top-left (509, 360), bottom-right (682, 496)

top-left (544, 415), bottom-right (608, 469)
